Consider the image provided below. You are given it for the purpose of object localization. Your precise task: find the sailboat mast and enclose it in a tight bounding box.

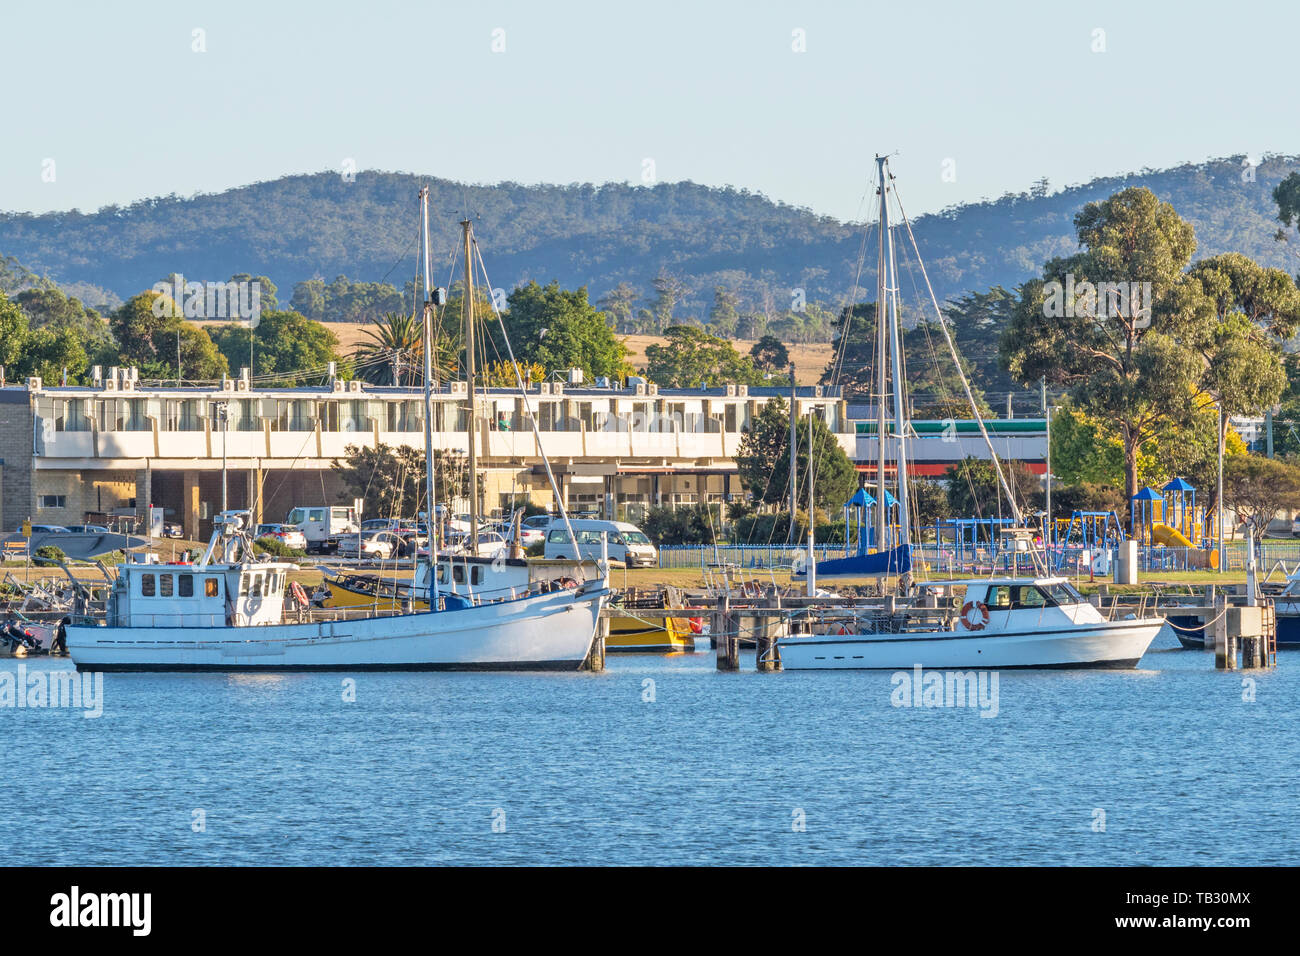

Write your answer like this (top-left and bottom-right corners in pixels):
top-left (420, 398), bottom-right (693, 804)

top-left (788, 367), bottom-right (797, 543)
top-left (461, 219), bottom-right (478, 545)
top-left (806, 406), bottom-right (816, 597)
top-left (874, 156), bottom-right (889, 551)
top-left (881, 161), bottom-right (911, 557)
top-left (419, 187), bottom-right (440, 606)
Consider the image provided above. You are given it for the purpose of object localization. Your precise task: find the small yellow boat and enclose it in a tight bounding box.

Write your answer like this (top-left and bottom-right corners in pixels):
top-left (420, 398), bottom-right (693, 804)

top-left (607, 588), bottom-right (699, 653)
top-left (321, 575), bottom-right (425, 611)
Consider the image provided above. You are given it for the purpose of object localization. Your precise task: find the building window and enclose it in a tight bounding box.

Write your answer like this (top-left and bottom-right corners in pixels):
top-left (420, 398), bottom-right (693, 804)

top-left (38, 495), bottom-right (67, 509)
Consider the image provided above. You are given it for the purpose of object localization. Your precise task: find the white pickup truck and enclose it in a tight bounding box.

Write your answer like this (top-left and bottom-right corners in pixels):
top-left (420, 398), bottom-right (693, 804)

top-left (285, 505), bottom-right (359, 553)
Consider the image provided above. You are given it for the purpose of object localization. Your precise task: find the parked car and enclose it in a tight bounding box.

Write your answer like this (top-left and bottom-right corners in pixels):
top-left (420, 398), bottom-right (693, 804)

top-left (21, 525), bottom-right (71, 534)
top-left (162, 522), bottom-right (184, 539)
top-left (286, 505), bottom-right (359, 553)
top-left (543, 519), bottom-right (657, 567)
top-left (457, 531), bottom-right (508, 558)
top-left (521, 515), bottom-right (553, 532)
top-left (255, 523), bottom-right (308, 550)
top-left (336, 530), bottom-right (399, 560)
top-left (66, 524), bottom-right (110, 534)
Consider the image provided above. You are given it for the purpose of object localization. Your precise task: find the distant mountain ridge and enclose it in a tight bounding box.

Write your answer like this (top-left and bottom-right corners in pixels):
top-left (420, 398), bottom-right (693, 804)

top-left (1, 155), bottom-right (1296, 315)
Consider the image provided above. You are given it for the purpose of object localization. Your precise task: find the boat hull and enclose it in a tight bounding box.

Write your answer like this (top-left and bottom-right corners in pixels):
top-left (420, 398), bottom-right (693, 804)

top-left (777, 619), bottom-right (1162, 670)
top-left (66, 587), bottom-right (608, 672)
top-left (607, 613), bottom-right (695, 653)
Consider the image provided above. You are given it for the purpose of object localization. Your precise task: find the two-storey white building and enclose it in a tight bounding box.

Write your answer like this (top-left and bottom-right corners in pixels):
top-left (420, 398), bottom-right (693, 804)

top-left (3, 367), bottom-right (853, 539)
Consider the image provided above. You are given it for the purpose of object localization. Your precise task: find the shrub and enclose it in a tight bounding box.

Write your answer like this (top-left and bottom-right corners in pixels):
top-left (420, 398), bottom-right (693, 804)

top-left (33, 544), bottom-right (66, 565)
top-left (255, 536), bottom-right (307, 558)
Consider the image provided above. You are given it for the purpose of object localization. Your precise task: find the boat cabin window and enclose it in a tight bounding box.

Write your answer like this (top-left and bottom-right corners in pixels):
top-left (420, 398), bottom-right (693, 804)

top-left (986, 583), bottom-right (1080, 609)
top-left (449, 564), bottom-right (486, 586)
top-left (140, 573), bottom-right (155, 597)
top-left (1041, 582), bottom-right (1085, 606)
top-left (159, 573), bottom-right (174, 598)
top-left (204, 577), bottom-right (220, 597)
top-left (986, 584), bottom-right (1049, 610)
top-left (178, 574), bottom-right (193, 597)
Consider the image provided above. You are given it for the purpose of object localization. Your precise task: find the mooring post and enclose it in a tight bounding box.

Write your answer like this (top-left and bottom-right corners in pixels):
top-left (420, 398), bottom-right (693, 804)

top-left (756, 596), bottom-right (783, 673)
top-left (715, 594), bottom-right (738, 671)
top-left (1214, 595), bottom-right (1234, 670)
top-left (583, 611), bottom-right (607, 672)
top-left (1202, 585), bottom-right (1216, 649)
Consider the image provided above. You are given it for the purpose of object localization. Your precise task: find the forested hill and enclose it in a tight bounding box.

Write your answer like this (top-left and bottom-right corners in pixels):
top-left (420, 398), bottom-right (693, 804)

top-left (1, 155), bottom-right (1296, 315)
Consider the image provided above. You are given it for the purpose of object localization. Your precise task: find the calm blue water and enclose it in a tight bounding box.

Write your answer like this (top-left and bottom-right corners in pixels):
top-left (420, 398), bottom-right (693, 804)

top-left (2, 627), bottom-right (1295, 865)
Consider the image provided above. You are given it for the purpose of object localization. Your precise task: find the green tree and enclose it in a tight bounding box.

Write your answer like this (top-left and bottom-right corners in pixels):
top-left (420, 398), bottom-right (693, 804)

top-left (641, 504), bottom-right (720, 545)
top-left (944, 456), bottom-right (1043, 518)
top-left (497, 281), bottom-right (628, 380)
top-left (597, 282), bottom-right (639, 333)
top-left (644, 325), bottom-right (765, 387)
top-left (331, 442), bottom-right (429, 520)
top-left (1222, 455), bottom-right (1300, 532)
top-left (107, 291), bottom-right (228, 380)
top-left (736, 397), bottom-right (856, 511)
top-left (708, 286), bottom-right (740, 337)
top-left (749, 334), bottom-right (790, 372)
top-left (211, 310), bottom-right (344, 385)
top-left (290, 278), bottom-right (326, 319)
top-left (1000, 187), bottom-right (1206, 501)
top-left (1184, 253), bottom-right (1300, 447)
top-left (353, 311), bottom-right (424, 386)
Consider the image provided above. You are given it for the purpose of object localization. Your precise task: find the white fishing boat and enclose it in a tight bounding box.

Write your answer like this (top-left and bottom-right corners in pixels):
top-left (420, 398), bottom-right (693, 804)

top-left (780, 156), bottom-right (1162, 670)
top-left (66, 187), bottom-right (610, 672)
top-left (779, 576), bottom-right (1160, 670)
top-left (65, 513), bottom-right (607, 671)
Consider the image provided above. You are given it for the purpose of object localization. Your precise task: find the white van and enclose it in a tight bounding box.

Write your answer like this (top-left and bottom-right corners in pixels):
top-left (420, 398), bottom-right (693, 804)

top-left (286, 505), bottom-right (358, 553)
top-left (543, 519), bottom-right (657, 568)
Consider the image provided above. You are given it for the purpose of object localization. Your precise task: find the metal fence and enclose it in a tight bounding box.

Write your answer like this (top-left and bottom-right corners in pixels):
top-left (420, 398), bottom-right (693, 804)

top-left (657, 539), bottom-right (1300, 575)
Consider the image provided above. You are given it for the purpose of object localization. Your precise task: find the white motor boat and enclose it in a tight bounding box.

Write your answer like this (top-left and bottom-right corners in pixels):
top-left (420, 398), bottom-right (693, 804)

top-left (66, 513), bottom-right (609, 672)
top-left (778, 577), bottom-right (1160, 670)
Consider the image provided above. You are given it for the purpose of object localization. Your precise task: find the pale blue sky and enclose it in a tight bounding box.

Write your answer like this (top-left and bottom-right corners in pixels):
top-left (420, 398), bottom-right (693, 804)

top-left (2, 0), bottom-right (1295, 221)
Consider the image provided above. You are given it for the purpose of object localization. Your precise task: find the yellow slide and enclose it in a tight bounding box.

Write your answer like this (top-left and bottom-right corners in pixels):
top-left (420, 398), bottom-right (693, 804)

top-left (1151, 523), bottom-right (1193, 548)
top-left (1151, 523), bottom-right (1217, 568)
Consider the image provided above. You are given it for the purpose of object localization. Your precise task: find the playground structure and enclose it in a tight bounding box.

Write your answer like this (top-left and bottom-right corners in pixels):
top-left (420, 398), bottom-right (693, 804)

top-left (1052, 510), bottom-right (1126, 574)
top-left (818, 477), bottom-right (1223, 577)
top-left (931, 517), bottom-right (1018, 573)
top-left (1130, 479), bottom-right (1219, 570)
top-left (842, 486), bottom-right (900, 555)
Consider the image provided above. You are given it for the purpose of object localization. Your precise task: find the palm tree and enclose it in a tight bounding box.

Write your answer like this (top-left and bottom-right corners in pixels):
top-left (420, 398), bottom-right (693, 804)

top-left (354, 311), bottom-right (423, 385)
